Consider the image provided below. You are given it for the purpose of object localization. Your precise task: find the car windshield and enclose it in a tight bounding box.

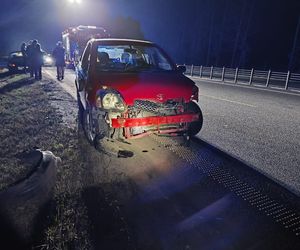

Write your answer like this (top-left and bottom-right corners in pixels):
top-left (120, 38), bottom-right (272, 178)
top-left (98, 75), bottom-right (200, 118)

top-left (95, 44), bottom-right (175, 72)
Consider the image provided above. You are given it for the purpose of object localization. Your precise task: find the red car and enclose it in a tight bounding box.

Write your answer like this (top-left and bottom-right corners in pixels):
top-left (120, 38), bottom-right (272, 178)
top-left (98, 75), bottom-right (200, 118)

top-left (76, 39), bottom-right (203, 143)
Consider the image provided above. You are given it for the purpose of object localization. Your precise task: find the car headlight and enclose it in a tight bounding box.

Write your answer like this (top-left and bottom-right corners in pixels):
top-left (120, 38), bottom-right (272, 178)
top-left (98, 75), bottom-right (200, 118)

top-left (96, 91), bottom-right (126, 112)
top-left (44, 56), bottom-right (53, 64)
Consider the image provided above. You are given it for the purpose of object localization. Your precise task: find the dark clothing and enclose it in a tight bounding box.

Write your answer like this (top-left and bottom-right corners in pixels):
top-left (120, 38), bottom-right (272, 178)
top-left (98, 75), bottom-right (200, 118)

top-left (32, 45), bottom-right (43, 80)
top-left (53, 45), bottom-right (65, 80)
top-left (34, 66), bottom-right (42, 80)
top-left (26, 44), bottom-right (33, 58)
top-left (26, 44), bottom-right (34, 76)
top-left (32, 49), bottom-right (43, 67)
top-left (52, 46), bottom-right (66, 66)
top-left (56, 66), bottom-right (64, 80)
top-left (21, 44), bottom-right (27, 72)
top-left (21, 44), bottom-right (27, 57)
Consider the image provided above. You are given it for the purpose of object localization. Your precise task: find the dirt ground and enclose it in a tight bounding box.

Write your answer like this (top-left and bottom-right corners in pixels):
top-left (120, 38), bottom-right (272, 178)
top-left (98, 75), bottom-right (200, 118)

top-left (0, 73), bottom-right (132, 249)
top-left (0, 74), bottom-right (57, 191)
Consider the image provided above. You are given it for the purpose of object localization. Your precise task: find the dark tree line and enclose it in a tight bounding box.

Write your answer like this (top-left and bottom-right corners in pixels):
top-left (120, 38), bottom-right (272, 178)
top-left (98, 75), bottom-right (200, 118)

top-left (142, 0), bottom-right (300, 72)
top-left (106, 16), bottom-right (145, 40)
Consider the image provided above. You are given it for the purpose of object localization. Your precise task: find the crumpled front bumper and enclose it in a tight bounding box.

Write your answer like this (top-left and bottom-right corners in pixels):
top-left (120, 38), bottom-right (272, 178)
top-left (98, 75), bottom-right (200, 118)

top-left (111, 113), bottom-right (199, 128)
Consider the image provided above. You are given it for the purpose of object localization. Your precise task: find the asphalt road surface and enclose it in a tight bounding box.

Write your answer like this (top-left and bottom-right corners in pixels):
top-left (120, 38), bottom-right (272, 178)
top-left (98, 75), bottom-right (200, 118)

top-left (192, 77), bottom-right (300, 195)
top-left (43, 68), bottom-right (300, 249)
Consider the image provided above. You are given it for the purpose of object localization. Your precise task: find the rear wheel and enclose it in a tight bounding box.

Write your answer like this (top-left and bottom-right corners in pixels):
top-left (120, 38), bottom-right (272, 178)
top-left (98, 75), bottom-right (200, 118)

top-left (186, 101), bottom-right (203, 136)
top-left (8, 67), bottom-right (16, 74)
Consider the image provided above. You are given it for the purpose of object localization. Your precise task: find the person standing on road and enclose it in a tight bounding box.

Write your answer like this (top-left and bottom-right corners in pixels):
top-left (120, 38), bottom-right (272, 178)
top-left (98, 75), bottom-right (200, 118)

top-left (27, 40), bottom-right (40, 77)
top-left (26, 40), bottom-right (34, 77)
top-left (20, 42), bottom-right (27, 73)
top-left (32, 43), bottom-right (44, 80)
top-left (52, 41), bottom-right (66, 80)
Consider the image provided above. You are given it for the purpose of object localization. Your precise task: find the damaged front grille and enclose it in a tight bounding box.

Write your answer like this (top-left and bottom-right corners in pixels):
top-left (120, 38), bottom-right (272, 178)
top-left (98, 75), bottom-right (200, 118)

top-left (132, 99), bottom-right (183, 116)
top-left (134, 100), bottom-right (160, 113)
top-left (128, 99), bottom-right (185, 135)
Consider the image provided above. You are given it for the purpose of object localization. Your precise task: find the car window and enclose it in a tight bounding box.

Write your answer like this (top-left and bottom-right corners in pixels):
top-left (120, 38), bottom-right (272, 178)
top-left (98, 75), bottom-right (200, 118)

top-left (81, 43), bottom-right (91, 71)
top-left (95, 44), bottom-right (174, 72)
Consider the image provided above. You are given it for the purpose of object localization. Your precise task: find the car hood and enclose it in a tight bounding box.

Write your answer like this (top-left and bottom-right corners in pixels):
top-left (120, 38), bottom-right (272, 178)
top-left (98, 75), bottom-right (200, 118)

top-left (90, 71), bottom-right (195, 105)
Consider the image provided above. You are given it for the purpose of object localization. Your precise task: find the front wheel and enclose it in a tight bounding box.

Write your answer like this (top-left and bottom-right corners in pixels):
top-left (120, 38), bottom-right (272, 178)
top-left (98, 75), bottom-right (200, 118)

top-left (83, 105), bottom-right (98, 144)
top-left (77, 91), bottom-right (84, 126)
top-left (186, 101), bottom-right (203, 136)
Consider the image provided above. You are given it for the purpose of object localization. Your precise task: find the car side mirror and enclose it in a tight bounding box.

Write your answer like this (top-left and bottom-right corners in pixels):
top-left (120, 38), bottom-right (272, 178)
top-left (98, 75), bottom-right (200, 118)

top-left (177, 65), bottom-right (186, 73)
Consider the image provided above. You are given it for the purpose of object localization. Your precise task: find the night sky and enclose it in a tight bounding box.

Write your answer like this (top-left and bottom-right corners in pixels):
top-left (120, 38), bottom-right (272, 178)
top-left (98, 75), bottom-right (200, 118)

top-left (0, 0), bottom-right (299, 72)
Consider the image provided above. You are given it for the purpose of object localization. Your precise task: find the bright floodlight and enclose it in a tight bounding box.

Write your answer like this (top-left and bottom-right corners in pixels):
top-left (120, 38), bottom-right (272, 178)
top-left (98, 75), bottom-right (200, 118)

top-left (67, 0), bottom-right (82, 4)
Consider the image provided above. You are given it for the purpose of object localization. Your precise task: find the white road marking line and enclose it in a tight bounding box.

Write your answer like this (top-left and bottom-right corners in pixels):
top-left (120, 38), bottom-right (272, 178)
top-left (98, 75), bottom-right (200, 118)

top-left (200, 94), bottom-right (257, 108)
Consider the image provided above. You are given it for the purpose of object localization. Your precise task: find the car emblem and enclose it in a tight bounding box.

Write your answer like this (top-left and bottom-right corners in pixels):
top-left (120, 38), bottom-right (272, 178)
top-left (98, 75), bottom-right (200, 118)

top-left (156, 93), bottom-right (164, 101)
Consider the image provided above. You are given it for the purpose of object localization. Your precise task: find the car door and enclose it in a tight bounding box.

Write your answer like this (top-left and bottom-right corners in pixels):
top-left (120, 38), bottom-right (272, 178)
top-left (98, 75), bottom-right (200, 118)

top-left (76, 42), bottom-right (91, 110)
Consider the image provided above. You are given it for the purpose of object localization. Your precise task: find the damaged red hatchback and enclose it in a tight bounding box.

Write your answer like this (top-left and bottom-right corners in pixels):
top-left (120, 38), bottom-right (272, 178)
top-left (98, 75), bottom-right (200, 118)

top-left (76, 39), bottom-right (203, 142)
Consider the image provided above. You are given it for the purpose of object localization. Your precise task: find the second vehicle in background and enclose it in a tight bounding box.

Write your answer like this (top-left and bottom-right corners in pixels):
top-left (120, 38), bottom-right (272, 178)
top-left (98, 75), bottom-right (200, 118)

top-left (43, 52), bottom-right (54, 67)
top-left (7, 51), bottom-right (26, 73)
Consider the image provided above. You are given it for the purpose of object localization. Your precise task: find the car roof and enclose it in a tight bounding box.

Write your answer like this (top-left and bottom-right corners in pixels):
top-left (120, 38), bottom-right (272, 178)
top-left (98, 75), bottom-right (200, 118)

top-left (91, 38), bottom-right (154, 46)
top-left (9, 51), bottom-right (23, 57)
top-left (10, 51), bottom-right (22, 54)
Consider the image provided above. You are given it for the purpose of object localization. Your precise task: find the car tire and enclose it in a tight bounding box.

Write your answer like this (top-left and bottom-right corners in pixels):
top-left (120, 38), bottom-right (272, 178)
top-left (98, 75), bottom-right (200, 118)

top-left (8, 67), bottom-right (16, 74)
top-left (77, 91), bottom-right (84, 126)
top-left (83, 105), bottom-right (98, 144)
top-left (186, 101), bottom-right (203, 136)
